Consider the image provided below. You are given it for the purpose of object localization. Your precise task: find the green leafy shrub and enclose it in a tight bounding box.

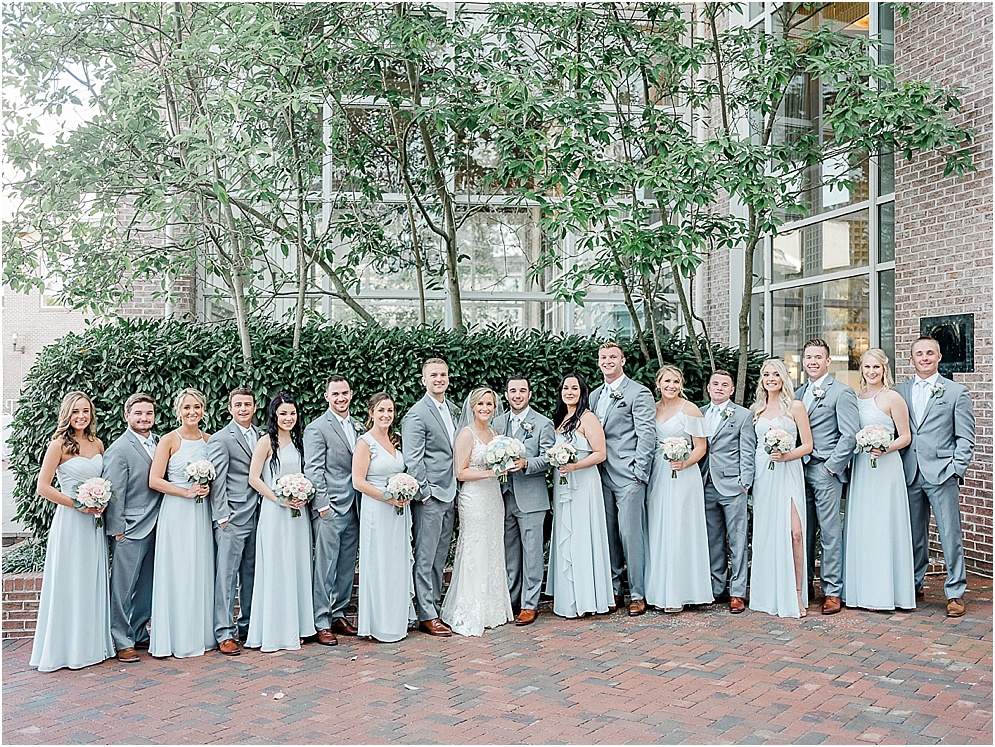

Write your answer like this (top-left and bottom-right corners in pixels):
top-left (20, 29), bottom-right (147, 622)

top-left (1, 538), bottom-right (47, 574)
top-left (10, 318), bottom-right (763, 543)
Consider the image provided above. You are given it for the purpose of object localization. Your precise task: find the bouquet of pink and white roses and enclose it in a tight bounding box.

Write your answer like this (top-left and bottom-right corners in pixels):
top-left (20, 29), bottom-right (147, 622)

top-left (658, 437), bottom-right (691, 478)
top-left (485, 436), bottom-right (526, 484)
top-left (546, 442), bottom-right (578, 485)
top-left (274, 473), bottom-right (315, 518)
top-left (762, 427), bottom-right (794, 470)
top-left (184, 459), bottom-right (216, 503)
top-left (384, 472), bottom-right (420, 515)
top-left (75, 477), bottom-right (113, 527)
top-left (854, 424), bottom-right (893, 468)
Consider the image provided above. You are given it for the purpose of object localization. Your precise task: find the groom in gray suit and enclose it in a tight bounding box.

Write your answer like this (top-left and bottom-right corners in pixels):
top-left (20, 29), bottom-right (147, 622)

top-left (699, 370), bottom-right (756, 614)
top-left (794, 338), bottom-right (859, 615)
top-left (492, 375), bottom-right (555, 626)
top-left (103, 393), bottom-right (162, 663)
top-left (895, 336), bottom-right (975, 617)
top-left (207, 387), bottom-right (260, 656)
top-left (305, 375), bottom-right (362, 646)
top-left (402, 357), bottom-right (460, 637)
top-left (589, 343), bottom-right (657, 616)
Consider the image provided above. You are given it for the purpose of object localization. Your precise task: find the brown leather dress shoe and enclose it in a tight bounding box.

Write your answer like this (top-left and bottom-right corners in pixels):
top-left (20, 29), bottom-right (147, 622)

top-left (946, 598), bottom-right (966, 617)
top-left (628, 598), bottom-right (647, 616)
top-left (116, 647), bottom-right (140, 663)
top-left (821, 595), bottom-right (842, 615)
top-left (418, 618), bottom-right (453, 637)
top-left (915, 587), bottom-right (926, 600)
top-left (316, 628), bottom-right (339, 646)
top-left (515, 609), bottom-right (538, 626)
top-left (729, 597), bottom-right (746, 614)
top-left (608, 595), bottom-right (624, 613)
top-left (330, 618), bottom-right (359, 636)
top-left (218, 638), bottom-right (240, 656)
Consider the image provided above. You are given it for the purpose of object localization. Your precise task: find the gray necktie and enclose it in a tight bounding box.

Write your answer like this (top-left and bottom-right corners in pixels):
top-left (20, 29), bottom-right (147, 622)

top-left (341, 418), bottom-right (356, 449)
top-left (706, 406), bottom-right (721, 435)
top-left (511, 415), bottom-right (521, 436)
top-left (144, 436), bottom-right (156, 458)
top-left (912, 379), bottom-right (930, 422)
top-left (596, 389), bottom-right (611, 421)
top-left (244, 428), bottom-right (256, 451)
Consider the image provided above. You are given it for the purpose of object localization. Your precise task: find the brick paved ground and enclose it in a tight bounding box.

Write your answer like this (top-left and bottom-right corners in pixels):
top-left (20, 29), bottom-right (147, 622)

top-left (2, 575), bottom-right (991, 745)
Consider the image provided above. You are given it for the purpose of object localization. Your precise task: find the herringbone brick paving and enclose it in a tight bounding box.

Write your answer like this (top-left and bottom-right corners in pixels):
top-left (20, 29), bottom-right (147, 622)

top-left (2, 575), bottom-right (990, 744)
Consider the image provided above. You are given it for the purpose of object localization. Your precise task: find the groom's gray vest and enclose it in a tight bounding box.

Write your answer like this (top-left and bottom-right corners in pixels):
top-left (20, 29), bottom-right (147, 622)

top-left (401, 394), bottom-right (459, 502)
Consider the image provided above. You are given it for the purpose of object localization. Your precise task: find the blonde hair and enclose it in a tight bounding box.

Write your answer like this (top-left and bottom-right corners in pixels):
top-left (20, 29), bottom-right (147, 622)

top-left (655, 365), bottom-right (686, 400)
top-left (750, 359), bottom-right (795, 420)
top-left (859, 348), bottom-right (895, 389)
top-left (52, 391), bottom-right (96, 456)
top-left (468, 386), bottom-right (498, 411)
top-left (172, 387), bottom-right (207, 424)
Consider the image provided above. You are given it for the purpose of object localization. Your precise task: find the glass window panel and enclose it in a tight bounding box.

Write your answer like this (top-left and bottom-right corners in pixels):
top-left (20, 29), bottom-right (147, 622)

top-left (772, 276), bottom-right (870, 389)
top-left (753, 237), bottom-right (766, 288)
top-left (878, 3), bottom-right (895, 66)
top-left (878, 201), bottom-right (895, 262)
top-left (750, 293), bottom-right (765, 351)
top-left (328, 298), bottom-right (445, 327)
top-left (456, 212), bottom-right (536, 293)
top-left (772, 210), bottom-right (869, 283)
top-left (878, 150), bottom-right (895, 194)
top-left (574, 301), bottom-right (638, 338)
top-left (878, 269), bottom-right (895, 366)
top-left (748, 2), bottom-right (764, 21)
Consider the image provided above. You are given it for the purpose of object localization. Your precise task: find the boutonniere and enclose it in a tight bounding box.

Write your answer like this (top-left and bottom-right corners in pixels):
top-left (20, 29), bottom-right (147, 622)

top-left (812, 387), bottom-right (826, 401)
top-left (720, 408), bottom-right (735, 422)
top-left (352, 420), bottom-right (365, 435)
top-left (930, 383), bottom-right (944, 398)
top-left (609, 390), bottom-right (624, 402)
top-left (521, 421), bottom-right (534, 436)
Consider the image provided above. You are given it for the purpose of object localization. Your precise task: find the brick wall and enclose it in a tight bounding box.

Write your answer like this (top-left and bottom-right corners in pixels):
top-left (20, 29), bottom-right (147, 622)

top-left (2, 573), bottom-right (43, 639)
top-left (894, 2), bottom-right (993, 576)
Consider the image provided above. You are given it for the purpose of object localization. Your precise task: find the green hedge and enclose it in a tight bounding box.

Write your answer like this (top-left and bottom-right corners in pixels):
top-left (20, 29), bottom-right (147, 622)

top-left (9, 318), bottom-right (763, 542)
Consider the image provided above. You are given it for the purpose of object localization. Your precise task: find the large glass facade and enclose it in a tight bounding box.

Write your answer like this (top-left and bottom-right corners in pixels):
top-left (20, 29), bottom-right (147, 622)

top-left (749, 2), bottom-right (896, 389)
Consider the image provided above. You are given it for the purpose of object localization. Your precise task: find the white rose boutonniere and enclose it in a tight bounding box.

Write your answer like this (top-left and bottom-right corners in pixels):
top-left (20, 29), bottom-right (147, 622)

top-left (521, 421), bottom-right (534, 436)
top-left (353, 419), bottom-right (365, 435)
top-left (609, 390), bottom-right (625, 402)
top-left (812, 387), bottom-right (826, 401)
top-left (930, 383), bottom-right (944, 398)
top-left (720, 408), bottom-right (735, 422)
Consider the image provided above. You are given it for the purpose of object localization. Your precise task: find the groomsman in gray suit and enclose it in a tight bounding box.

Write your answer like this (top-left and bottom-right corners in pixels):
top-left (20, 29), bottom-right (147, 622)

top-left (895, 336), bottom-right (975, 617)
top-left (207, 387), bottom-right (260, 656)
top-left (103, 393), bottom-right (162, 663)
top-left (305, 375), bottom-right (362, 646)
top-left (699, 370), bottom-right (756, 614)
top-left (589, 343), bottom-right (657, 616)
top-left (402, 357), bottom-right (460, 637)
top-left (492, 375), bottom-right (555, 626)
top-left (794, 338), bottom-right (859, 615)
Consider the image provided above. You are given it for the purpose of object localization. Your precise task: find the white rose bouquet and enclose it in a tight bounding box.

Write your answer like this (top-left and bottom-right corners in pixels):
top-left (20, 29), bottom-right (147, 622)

top-left (762, 427), bottom-right (794, 470)
top-left (184, 460), bottom-right (216, 503)
top-left (546, 442), bottom-right (578, 485)
top-left (485, 435), bottom-right (526, 484)
top-left (854, 424), bottom-right (893, 468)
top-left (274, 472), bottom-right (315, 518)
top-left (75, 477), bottom-right (113, 527)
top-left (658, 437), bottom-right (691, 478)
top-left (384, 472), bottom-right (420, 515)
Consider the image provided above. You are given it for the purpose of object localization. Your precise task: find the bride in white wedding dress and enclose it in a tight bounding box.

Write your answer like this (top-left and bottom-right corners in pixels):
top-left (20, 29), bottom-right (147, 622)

top-left (440, 387), bottom-right (515, 636)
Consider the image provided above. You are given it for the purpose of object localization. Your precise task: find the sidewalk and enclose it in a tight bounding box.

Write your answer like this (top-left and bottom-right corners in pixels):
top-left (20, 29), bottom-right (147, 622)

top-left (2, 576), bottom-right (991, 745)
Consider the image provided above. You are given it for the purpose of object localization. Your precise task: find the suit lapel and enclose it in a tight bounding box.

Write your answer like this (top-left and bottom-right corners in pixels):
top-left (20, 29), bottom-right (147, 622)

top-left (229, 422), bottom-right (252, 457)
top-left (128, 432), bottom-right (153, 464)
top-left (918, 376), bottom-right (943, 426)
top-left (326, 411), bottom-right (353, 453)
top-left (602, 378), bottom-right (628, 429)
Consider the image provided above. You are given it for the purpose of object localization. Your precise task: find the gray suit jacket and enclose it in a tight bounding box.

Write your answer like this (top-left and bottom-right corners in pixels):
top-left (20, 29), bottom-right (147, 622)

top-left (401, 394), bottom-right (460, 503)
top-left (699, 402), bottom-right (756, 496)
top-left (102, 430), bottom-right (162, 540)
top-left (590, 376), bottom-right (657, 485)
top-left (795, 375), bottom-right (859, 480)
top-left (492, 408), bottom-right (555, 513)
top-left (895, 375), bottom-right (975, 486)
top-left (304, 409), bottom-right (362, 515)
top-left (207, 421), bottom-right (261, 528)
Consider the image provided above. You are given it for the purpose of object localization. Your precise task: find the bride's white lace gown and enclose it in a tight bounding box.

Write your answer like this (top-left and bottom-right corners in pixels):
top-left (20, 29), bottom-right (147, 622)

top-left (441, 430), bottom-right (514, 636)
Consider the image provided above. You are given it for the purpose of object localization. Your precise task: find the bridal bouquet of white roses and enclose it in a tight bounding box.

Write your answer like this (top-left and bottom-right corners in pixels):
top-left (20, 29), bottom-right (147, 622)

top-left (658, 437), bottom-right (691, 478)
top-left (546, 442), bottom-right (578, 485)
top-left (274, 472), bottom-right (315, 518)
top-left (184, 459), bottom-right (216, 503)
top-left (384, 473), bottom-right (420, 515)
top-left (762, 427), bottom-right (795, 470)
top-left (75, 477), bottom-right (113, 527)
top-left (854, 424), bottom-right (893, 468)
top-left (485, 436), bottom-right (526, 484)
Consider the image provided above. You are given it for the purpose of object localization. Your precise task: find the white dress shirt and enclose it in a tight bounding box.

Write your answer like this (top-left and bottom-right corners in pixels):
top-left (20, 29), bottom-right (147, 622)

top-left (803, 373), bottom-right (831, 409)
top-left (912, 373), bottom-right (940, 422)
top-left (596, 375), bottom-right (627, 421)
top-left (333, 412), bottom-right (356, 449)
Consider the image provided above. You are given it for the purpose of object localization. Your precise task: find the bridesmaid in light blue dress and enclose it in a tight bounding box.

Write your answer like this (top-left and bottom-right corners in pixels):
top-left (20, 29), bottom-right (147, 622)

top-left (31, 392), bottom-right (114, 671)
top-left (148, 388), bottom-right (215, 658)
top-left (545, 374), bottom-right (613, 618)
top-left (748, 360), bottom-right (814, 619)
top-left (644, 366), bottom-right (713, 612)
top-left (247, 393), bottom-right (316, 651)
top-left (843, 348), bottom-right (916, 611)
top-left (352, 392), bottom-right (416, 642)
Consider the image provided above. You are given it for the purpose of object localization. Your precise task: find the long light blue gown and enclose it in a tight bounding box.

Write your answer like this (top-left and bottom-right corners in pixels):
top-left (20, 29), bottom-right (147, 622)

top-left (246, 443), bottom-right (316, 651)
top-left (843, 395), bottom-right (916, 611)
top-left (150, 435), bottom-right (216, 658)
top-left (644, 411), bottom-right (713, 609)
top-left (357, 432), bottom-right (415, 642)
top-left (30, 454), bottom-right (114, 672)
top-left (545, 432), bottom-right (613, 617)
top-left (749, 416), bottom-right (808, 618)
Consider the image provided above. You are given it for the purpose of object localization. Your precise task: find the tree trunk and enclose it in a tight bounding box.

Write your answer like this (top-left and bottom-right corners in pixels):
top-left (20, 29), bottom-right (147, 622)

top-left (404, 191), bottom-right (428, 325)
top-left (736, 222), bottom-right (761, 405)
top-left (230, 271), bottom-right (254, 371)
